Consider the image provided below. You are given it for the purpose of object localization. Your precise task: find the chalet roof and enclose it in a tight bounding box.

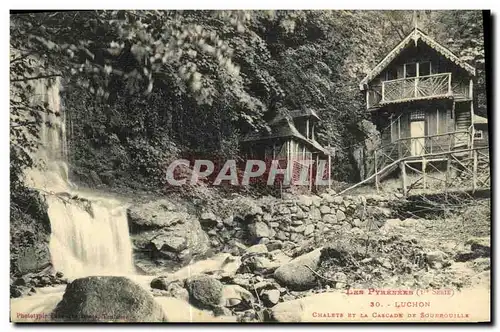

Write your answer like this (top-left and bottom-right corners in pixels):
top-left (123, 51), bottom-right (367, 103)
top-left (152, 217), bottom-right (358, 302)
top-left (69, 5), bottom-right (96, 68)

top-left (269, 108), bottom-right (320, 125)
top-left (241, 119), bottom-right (330, 155)
top-left (359, 28), bottom-right (476, 90)
top-left (473, 114), bottom-right (488, 124)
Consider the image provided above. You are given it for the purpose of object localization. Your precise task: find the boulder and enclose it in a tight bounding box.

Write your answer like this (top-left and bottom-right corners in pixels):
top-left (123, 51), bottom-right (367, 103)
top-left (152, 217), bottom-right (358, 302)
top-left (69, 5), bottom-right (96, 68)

top-left (319, 205), bottom-right (331, 215)
top-left (332, 196), bottom-right (343, 205)
top-left (274, 248), bottom-right (322, 291)
top-left (267, 240), bottom-right (283, 251)
top-left (248, 222), bottom-right (271, 241)
top-left (200, 212), bottom-right (219, 227)
top-left (186, 275), bottom-right (224, 309)
top-left (467, 237), bottom-right (490, 257)
top-left (271, 300), bottom-right (303, 322)
top-left (232, 197), bottom-right (263, 221)
top-left (295, 210), bottom-right (306, 220)
top-left (128, 200), bottom-right (210, 272)
top-left (293, 225), bottom-right (306, 233)
top-left (150, 276), bottom-right (171, 290)
top-left (298, 195), bottom-right (313, 207)
top-left (309, 207), bottom-right (321, 220)
top-left (426, 250), bottom-right (447, 264)
top-left (303, 224), bottom-right (315, 236)
top-left (276, 231), bottom-right (288, 241)
top-left (52, 276), bottom-right (167, 322)
top-left (336, 210), bottom-right (346, 222)
top-left (128, 199), bottom-right (182, 229)
top-left (221, 285), bottom-right (254, 307)
top-left (259, 237), bottom-right (270, 245)
top-left (320, 193), bottom-right (334, 204)
top-left (323, 214), bottom-right (337, 224)
top-left (262, 289), bottom-right (280, 306)
top-left (246, 244), bottom-right (268, 254)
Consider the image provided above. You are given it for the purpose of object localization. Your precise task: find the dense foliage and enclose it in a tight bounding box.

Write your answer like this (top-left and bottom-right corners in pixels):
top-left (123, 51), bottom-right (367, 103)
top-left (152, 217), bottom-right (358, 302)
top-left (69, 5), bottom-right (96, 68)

top-left (10, 10), bottom-right (487, 192)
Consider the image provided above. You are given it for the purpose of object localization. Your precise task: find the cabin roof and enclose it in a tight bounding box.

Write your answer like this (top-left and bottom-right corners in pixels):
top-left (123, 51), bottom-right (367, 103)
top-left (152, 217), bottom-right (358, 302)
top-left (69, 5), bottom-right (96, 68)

top-left (269, 108), bottom-right (320, 125)
top-left (241, 118), bottom-right (330, 155)
top-left (473, 114), bottom-right (488, 124)
top-left (359, 28), bottom-right (476, 90)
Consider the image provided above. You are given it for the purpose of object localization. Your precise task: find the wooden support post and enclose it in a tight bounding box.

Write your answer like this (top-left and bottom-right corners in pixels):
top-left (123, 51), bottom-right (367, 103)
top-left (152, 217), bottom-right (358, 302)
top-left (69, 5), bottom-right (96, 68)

top-left (382, 83), bottom-right (385, 102)
top-left (400, 161), bottom-right (407, 197)
top-left (469, 78), bottom-right (473, 100)
top-left (473, 149), bottom-right (478, 192)
top-left (316, 154), bottom-right (319, 191)
top-left (328, 152), bottom-right (332, 190)
top-left (422, 157), bottom-right (427, 190)
top-left (415, 62), bottom-right (419, 98)
top-left (448, 73), bottom-right (452, 95)
top-left (286, 141), bottom-right (291, 185)
top-left (445, 154), bottom-right (451, 193)
top-left (374, 150), bottom-right (379, 192)
top-left (309, 152), bottom-right (313, 192)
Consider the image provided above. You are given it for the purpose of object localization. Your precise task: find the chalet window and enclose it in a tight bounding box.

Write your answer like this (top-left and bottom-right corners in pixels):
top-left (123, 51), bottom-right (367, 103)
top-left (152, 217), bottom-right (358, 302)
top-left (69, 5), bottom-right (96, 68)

top-left (404, 63), bottom-right (417, 78)
top-left (474, 130), bottom-right (484, 140)
top-left (386, 67), bottom-right (398, 81)
top-left (419, 61), bottom-right (432, 76)
top-left (404, 61), bottom-right (432, 78)
top-left (410, 110), bottom-right (425, 121)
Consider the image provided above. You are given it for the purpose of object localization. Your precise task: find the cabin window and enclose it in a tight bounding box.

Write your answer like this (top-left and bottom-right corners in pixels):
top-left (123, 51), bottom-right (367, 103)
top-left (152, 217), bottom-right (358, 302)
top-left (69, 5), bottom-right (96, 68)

top-left (419, 61), bottom-right (431, 76)
top-left (410, 110), bottom-right (425, 121)
top-left (386, 67), bottom-right (398, 81)
top-left (404, 63), bottom-right (417, 78)
top-left (474, 130), bottom-right (484, 140)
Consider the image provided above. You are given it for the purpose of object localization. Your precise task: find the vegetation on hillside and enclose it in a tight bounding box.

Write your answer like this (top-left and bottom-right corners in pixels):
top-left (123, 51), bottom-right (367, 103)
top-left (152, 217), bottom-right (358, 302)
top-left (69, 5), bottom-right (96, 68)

top-left (10, 10), bottom-right (487, 193)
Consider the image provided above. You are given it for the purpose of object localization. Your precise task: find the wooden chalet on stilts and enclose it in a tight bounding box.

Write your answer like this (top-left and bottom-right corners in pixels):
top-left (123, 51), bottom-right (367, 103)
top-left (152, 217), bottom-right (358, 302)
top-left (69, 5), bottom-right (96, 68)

top-left (359, 28), bottom-right (489, 196)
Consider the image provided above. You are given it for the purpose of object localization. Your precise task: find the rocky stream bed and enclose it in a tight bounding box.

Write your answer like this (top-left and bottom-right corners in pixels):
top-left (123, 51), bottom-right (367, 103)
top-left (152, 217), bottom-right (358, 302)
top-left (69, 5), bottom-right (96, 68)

top-left (10, 191), bottom-right (491, 322)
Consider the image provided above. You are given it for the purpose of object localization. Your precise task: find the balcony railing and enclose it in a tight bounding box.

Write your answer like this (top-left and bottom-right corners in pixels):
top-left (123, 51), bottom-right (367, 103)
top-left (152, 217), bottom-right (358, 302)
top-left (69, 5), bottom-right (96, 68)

top-left (365, 129), bottom-right (473, 178)
top-left (381, 73), bottom-right (452, 104)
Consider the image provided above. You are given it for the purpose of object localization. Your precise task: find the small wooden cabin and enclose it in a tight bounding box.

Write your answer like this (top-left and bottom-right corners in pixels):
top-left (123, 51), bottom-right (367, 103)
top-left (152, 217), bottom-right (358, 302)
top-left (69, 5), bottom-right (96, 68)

top-left (473, 114), bottom-right (489, 148)
top-left (241, 109), bottom-right (331, 188)
top-left (360, 28), bottom-right (476, 160)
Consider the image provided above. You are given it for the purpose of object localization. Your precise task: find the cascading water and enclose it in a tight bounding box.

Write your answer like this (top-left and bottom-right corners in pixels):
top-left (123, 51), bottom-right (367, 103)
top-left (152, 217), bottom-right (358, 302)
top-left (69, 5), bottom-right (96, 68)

top-left (24, 77), bottom-right (135, 278)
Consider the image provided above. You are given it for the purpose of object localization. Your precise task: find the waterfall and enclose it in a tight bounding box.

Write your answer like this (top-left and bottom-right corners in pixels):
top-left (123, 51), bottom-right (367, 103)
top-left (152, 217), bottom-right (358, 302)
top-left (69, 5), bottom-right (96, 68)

top-left (24, 77), bottom-right (135, 278)
top-left (47, 195), bottom-right (135, 278)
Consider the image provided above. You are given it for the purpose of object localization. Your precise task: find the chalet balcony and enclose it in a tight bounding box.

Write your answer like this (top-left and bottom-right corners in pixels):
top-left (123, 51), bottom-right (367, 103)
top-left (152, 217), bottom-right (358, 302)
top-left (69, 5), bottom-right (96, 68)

top-left (367, 73), bottom-right (471, 108)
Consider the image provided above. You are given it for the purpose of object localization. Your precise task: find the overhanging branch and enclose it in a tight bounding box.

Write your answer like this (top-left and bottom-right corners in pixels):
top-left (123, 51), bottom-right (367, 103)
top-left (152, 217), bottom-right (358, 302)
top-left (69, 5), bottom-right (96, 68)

top-left (11, 74), bottom-right (62, 83)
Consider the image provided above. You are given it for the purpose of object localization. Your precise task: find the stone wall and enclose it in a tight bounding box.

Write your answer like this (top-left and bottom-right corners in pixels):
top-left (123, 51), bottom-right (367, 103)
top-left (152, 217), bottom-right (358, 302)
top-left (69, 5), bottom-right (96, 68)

top-left (199, 191), bottom-right (397, 252)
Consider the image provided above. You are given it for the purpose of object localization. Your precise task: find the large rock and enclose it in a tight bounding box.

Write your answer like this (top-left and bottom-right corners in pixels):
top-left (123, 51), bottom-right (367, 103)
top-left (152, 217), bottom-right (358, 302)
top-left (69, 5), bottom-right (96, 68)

top-left (246, 244), bottom-right (268, 254)
top-left (262, 289), bottom-right (280, 306)
top-left (128, 200), bottom-right (210, 271)
top-left (467, 237), bottom-right (490, 257)
top-left (52, 276), bottom-right (167, 322)
top-left (274, 248), bottom-right (322, 291)
top-left (150, 276), bottom-right (172, 290)
top-left (248, 222), bottom-right (270, 241)
top-left (128, 199), bottom-right (181, 229)
top-left (231, 197), bottom-right (264, 222)
top-left (271, 299), bottom-right (303, 322)
top-left (221, 285), bottom-right (254, 307)
top-left (186, 275), bottom-right (223, 309)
